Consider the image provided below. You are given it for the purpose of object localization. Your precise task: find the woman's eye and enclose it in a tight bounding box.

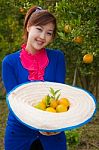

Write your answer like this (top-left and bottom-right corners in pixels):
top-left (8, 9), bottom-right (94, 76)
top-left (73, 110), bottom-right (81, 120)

top-left (47, 32), bottom-right (53, 36)
top-left (36, 28), bottom-right (42, 31)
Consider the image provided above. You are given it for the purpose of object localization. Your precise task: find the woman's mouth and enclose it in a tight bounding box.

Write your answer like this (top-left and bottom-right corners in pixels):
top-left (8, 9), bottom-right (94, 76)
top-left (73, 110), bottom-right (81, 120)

top-left (36, 40), bottom-right (45, 45)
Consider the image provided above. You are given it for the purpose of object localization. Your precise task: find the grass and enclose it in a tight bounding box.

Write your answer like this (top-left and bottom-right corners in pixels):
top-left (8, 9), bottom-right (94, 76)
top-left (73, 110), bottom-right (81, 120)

top-left (0, 99), bottom-right (99, 150)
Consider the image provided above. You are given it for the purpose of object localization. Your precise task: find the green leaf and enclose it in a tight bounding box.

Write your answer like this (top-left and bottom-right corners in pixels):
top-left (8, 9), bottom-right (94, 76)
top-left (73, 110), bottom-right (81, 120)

top-left (49, 87), bottom-right (55, 96)
top-left (54, 89), bottom-right (61, 95)
top-left (46, 95), bottom-right (51, 107)
top-left (49, 87), bottom-right (61, 100)
top-left (56, 93), bottom-right (61, 100)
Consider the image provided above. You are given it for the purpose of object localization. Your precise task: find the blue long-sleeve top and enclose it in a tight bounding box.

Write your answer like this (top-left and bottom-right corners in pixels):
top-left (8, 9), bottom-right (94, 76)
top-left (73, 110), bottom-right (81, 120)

top-left (2, 49), bottom-right (66, 93)
top-left (2, 48), bottom-right (67, 150)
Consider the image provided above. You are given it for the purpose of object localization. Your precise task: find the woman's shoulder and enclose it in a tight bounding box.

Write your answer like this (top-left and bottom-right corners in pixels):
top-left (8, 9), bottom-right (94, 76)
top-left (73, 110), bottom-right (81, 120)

top-left (2, 50), bottom-right (20, 65)
top-left (46, 48), bottom-right (64, 56)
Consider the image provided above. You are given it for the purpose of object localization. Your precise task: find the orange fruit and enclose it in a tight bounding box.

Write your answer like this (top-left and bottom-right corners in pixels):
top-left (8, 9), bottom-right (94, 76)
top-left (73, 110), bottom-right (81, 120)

top-left (56, 104), bottom-right (68, 113)
top-left (73, 36), bottom-right (83, 44)
top-left (50, 98), bottom-right (58, 109)
top-left (83, 54), bottom-right (93, 63)
top-left (58, 98), bottom-right (70, 107)
top-left (19, 7), bottom-right (24, 13)
top-left (34, 102), bottom-right (46, 111)
top-left (42, 95), bottom-right (48, 104)
top-left (64, 25), bottom-right (71, 33)
top-left (46, 107), bottom-right (56, 113)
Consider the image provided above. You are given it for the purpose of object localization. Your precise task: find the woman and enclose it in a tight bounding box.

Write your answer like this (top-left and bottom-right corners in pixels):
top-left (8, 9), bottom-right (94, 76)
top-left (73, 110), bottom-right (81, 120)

top-left (2, 6), bottom-right (67, 150)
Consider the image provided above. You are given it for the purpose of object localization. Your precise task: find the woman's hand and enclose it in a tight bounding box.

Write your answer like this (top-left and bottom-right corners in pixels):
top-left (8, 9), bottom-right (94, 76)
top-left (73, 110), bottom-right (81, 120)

top-left (39, 131), bottom-right (60, 136)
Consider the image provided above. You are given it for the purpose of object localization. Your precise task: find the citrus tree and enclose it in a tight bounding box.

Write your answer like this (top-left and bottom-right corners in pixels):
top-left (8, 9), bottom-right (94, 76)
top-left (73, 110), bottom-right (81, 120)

top-left (48, 0), bottom-right (99, 98)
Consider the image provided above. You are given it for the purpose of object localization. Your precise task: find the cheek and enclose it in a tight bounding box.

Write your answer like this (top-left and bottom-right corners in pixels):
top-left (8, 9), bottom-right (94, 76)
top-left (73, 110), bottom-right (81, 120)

top-left (28, 33), bottom-right (35, 42)
top-left (28, 30), bottom-right (37, 38)
top-left (47, 37), bottom-right (53, 43)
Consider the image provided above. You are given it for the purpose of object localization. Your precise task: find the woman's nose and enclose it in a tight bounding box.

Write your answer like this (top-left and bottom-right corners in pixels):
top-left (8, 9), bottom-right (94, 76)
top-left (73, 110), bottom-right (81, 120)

top-left (40, 32), bottom-right (46, 39)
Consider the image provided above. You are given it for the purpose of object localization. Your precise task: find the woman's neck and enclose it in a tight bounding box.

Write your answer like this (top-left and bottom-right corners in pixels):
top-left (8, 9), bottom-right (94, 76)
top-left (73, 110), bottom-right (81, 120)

top-left (25, 45), bottom-right (37, 55)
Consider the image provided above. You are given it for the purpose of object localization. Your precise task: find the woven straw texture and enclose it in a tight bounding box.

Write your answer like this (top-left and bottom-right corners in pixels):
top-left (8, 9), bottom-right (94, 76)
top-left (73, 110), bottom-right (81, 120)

top-left (7, 81), bottom-right (96, 132)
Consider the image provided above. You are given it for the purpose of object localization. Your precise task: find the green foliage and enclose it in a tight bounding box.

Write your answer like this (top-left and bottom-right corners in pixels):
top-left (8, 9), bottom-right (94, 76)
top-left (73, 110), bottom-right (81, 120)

top-left (48, 0), bottom-right (99, 95)
top-left (65, 130), bottom-right (80, 147)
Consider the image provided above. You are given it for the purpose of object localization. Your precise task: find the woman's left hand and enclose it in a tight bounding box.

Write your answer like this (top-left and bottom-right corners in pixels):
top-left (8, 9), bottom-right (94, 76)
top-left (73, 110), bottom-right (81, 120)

top-left (39, 131), bottom-right (60, 136)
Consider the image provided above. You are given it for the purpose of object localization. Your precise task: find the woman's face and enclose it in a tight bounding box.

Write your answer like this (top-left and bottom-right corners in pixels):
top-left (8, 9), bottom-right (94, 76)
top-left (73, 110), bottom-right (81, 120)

top-left (26, 22), bottom-right (54, 54)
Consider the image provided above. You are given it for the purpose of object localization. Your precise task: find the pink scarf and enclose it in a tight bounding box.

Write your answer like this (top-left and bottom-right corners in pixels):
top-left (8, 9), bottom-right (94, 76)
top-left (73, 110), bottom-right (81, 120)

top-left (20, 44), bottom-right (49, 81)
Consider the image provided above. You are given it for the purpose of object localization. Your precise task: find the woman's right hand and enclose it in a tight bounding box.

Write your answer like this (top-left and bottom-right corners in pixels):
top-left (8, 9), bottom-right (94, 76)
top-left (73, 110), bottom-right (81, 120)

top-left (39, 131), bottom-right (60, 136)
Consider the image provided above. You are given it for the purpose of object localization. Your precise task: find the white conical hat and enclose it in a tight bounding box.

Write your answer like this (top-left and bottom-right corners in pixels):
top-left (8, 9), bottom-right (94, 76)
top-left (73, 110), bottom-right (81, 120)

top-left (7, 81), bottom-right (96, 132)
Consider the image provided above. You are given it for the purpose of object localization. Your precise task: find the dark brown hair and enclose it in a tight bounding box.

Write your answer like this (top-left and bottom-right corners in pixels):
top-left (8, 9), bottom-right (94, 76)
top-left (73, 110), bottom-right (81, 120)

top-left (23, 6), bottom-right (57, 43)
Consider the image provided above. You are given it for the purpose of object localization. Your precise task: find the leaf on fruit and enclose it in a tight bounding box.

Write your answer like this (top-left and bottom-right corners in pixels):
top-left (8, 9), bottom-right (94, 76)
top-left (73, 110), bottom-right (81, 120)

top-left (49, 87), bottom-right (55, 96)
top-left (54, 89), bottom-right (61, 95)
top-left (49, 87), bottom-right (61, 100)
top-left (46, 95), bottom-right (50, 107)
top-left (56, 93), bottom-right (61, 100)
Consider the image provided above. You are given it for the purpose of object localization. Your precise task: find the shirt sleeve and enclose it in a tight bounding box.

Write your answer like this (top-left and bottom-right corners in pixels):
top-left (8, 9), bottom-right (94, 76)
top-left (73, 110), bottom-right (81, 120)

top-left (55, 51), bottom-right (66, 83)
top-left (2, 56), bottom-right (18, 93)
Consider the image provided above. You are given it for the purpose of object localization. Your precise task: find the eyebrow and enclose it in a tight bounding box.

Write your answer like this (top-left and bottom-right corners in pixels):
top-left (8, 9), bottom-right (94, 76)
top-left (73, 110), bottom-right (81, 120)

top-left (48, 29), bottom-right (54, 32)
top-left (48, 30), bottom-right (54, 32)
top-left (38, 25), bottom-right (54, 32)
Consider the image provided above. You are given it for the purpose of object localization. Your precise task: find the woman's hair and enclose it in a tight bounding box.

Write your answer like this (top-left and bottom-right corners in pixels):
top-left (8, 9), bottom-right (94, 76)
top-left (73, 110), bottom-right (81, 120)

top-left (23, 6), bottom-right (57, 43)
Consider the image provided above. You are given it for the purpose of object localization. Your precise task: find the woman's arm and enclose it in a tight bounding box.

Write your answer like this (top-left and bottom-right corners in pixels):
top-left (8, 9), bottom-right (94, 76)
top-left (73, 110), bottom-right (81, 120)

top-left (55, 51), bottom-right (66, 83)
top-left (2, 56), bottom-right (18, 93)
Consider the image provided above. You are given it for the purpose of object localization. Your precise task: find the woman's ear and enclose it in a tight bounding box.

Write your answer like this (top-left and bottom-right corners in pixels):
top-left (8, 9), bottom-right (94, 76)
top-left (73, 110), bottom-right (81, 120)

top-left (27, 25), bottom-right (30, 32)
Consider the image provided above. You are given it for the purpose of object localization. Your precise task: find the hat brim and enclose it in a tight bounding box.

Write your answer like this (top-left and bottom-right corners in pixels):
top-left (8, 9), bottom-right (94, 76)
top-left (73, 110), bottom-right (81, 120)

top-left (6, 81), bottom-right (96, 132)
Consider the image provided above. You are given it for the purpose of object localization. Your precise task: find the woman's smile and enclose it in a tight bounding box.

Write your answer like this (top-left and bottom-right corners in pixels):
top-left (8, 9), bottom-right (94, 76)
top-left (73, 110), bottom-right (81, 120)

top-left (36, 39), bottom-right (45, 45)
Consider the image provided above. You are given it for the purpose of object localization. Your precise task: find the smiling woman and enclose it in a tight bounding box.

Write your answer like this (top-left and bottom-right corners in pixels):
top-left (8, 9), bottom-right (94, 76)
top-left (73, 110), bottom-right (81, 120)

top-left (2, 5), bottom-right (66, 150)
